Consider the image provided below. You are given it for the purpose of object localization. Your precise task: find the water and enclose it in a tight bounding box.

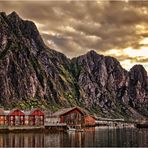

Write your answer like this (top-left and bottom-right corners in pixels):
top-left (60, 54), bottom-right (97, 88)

top-left (0, 127), bottom-right (147, 147)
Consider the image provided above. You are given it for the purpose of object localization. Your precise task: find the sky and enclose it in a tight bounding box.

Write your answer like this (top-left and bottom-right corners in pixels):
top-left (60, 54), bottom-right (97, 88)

top-left (0, 0), bottom-right (148, 71)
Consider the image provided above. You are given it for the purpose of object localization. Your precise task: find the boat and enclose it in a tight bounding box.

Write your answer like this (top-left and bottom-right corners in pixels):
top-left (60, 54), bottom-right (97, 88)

top-left (67, 126), bottom-right (76, 131)
top-left (67, 126), bottom-right (85, 132)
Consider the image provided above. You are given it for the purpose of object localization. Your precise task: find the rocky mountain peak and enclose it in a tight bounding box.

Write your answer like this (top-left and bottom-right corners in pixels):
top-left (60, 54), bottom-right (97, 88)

top-left (129, 64), bottom-right (147, 87)
top-left (7, 11), bottom-right (23, 30)
top-left (128, 65), bottom-right (148, 116)
top-left (86, 50), bottom-right (98, 56)
top-left (0, 12), bottom-right (6, 17)
top-left (5, 11), bottom-right (45, 48)
top-left (7, 11), bottom-right (21, 21)
top-left (130, 64), bottom-right (147, 76)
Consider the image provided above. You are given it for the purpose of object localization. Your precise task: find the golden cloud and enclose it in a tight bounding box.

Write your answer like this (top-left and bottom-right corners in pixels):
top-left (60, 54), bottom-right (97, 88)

top-left (0, 0), bottom-right (148, 71)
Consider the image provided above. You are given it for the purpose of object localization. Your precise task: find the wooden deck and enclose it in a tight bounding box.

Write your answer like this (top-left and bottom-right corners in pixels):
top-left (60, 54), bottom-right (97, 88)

top-left (0, 126), bottom-right (8, 130)
top-left (0, 123), bottom-right (67, 131)
top-left (45, 123), bottom-right (67, 127)
top-left (8, 126), bottom-right (44, 130)
top-left (0, 125), bottom-right (44, 130)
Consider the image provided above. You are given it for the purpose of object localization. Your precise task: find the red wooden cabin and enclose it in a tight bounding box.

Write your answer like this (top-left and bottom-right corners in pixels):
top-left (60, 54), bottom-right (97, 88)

top-left (8, 108), bottom-right (25, 126)
top-left (52, 107), bottom-right (86, 126)
top-left (28, 108), bottom-right (44, 126)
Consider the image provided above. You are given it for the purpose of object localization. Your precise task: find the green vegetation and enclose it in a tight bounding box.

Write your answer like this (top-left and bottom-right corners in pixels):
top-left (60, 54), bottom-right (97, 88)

top-left (30, 56), bottom-right (46, 88)
top-left (60, 65), bottom-right (75, 83)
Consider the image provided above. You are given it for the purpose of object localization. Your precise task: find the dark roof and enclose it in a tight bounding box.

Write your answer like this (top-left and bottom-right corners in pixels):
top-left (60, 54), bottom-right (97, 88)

top-left (52, 107), bottom-right (87, 117)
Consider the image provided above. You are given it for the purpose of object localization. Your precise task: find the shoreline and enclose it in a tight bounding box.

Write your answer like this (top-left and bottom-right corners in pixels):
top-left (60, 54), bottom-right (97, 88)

top-left (0, 123), bottom-right (138, 133)
top-left (0, 121), bottom-right (147, 133)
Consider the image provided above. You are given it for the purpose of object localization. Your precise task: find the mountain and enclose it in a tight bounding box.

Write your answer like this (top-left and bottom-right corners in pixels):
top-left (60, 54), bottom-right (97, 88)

top-left (0, 12), bottom-right (147, 119)
top-left (72, 51), bottom-right (148, 118)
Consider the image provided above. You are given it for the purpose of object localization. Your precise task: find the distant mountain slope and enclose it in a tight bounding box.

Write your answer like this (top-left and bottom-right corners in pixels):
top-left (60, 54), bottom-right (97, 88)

top-left (0, 12), bottom-right (147, 119)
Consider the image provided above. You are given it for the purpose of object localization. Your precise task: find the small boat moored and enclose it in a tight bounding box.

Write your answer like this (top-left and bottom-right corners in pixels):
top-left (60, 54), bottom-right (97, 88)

top-left (67, 125), bottom-right (84, 132)
top-left (67, 126), bottom-right (76, 132)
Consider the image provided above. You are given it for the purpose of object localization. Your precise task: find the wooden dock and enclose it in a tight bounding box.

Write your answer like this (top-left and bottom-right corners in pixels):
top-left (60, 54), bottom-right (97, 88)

top-left (45, 123), bottom-right (67, 127)
top-left (44, 123), bottom-right (67, 131)
top-left (0, 125), bottom-right (45, 133)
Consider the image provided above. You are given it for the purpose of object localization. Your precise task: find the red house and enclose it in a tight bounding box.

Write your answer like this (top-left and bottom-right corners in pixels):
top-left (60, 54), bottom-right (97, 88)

top-left (84, 115), bottom-right (96, 126)
top-left (51, 107), bottom-right (86, 126)
top-left (8, 108), bottom-right (25, 126)
top-left (28, 108), bottom-right (44, 126)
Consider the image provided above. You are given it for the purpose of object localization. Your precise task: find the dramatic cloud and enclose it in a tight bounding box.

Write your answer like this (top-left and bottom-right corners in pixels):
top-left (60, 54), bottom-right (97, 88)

top-left (0, 0), bottom-right (148, 71)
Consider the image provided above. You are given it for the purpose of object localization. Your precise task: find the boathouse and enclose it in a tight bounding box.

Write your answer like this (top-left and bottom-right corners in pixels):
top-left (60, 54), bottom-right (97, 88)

top-left (28, 108), bottom-right (44, 126)
top-left (51, 107), bottom-right (86, 126)
top-left (8, 108), bottom-right (25, 126)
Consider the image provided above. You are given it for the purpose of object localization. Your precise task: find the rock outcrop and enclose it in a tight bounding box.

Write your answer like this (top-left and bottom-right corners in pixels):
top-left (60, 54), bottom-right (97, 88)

top-left (0, 12), bottom-right (147, 119)
top-left (128, 65), bottom-right (148, 116)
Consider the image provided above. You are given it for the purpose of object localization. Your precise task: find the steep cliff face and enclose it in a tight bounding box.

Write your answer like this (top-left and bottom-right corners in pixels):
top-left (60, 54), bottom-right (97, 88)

top-left (0, 12), bottom-right (78, 109)
top-left (72, 51), bottom-right (129, 117)
top-left (0, 12), bottom-right (147, 118)
top-left (128, 65), bottom-right (148, 116)
top-left (72, 51), bottom-right (148, 118)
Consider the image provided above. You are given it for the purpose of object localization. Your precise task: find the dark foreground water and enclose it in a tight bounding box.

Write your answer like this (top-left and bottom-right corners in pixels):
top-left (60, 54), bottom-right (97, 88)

top-left (0, 127), bottom-right (148, 147)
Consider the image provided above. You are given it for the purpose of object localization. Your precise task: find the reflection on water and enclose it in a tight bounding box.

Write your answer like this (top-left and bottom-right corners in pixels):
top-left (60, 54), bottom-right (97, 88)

top-left (0, 127), bottom-right (148, 147)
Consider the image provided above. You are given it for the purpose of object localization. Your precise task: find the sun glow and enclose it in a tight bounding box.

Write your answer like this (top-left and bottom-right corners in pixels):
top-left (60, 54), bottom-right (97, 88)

top-left (123, 47), bottom-right (148, 58)
top-left (102, 46), bottom-right (148, 71)
top-left (120, 60), bottom-right (148, 71)
top-left (140, 37), bottom-right (148, 45)
top-left (103, 46), bottom-right (148, 59)
top-left (107, 49), bottom-right (123, 56)
top-left (121, 47), bottom-right (148, 71)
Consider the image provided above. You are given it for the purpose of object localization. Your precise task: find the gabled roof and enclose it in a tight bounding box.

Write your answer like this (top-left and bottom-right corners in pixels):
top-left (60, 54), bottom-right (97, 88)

top-left (51, 106), bottom-right (87, 117)
top-left (0, 108), bottom-right (44, 116)
top-left (8, 108), bottom-right (25, 115)
top-left (29, 108), bottom-right (44, 116)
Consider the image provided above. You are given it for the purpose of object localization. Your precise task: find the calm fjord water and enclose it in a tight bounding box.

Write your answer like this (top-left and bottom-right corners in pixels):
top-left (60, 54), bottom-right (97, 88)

top-left (0, 127), bottom-right (147, 147)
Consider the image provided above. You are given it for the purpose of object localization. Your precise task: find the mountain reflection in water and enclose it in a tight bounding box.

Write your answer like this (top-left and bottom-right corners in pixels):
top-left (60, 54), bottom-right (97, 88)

top-left (0, 127), bottom-right (147, 147)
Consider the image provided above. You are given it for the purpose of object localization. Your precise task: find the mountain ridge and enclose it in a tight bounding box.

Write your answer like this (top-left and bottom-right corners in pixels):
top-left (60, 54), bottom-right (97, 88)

top-left (0, 12), bottom-right (147, 119)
